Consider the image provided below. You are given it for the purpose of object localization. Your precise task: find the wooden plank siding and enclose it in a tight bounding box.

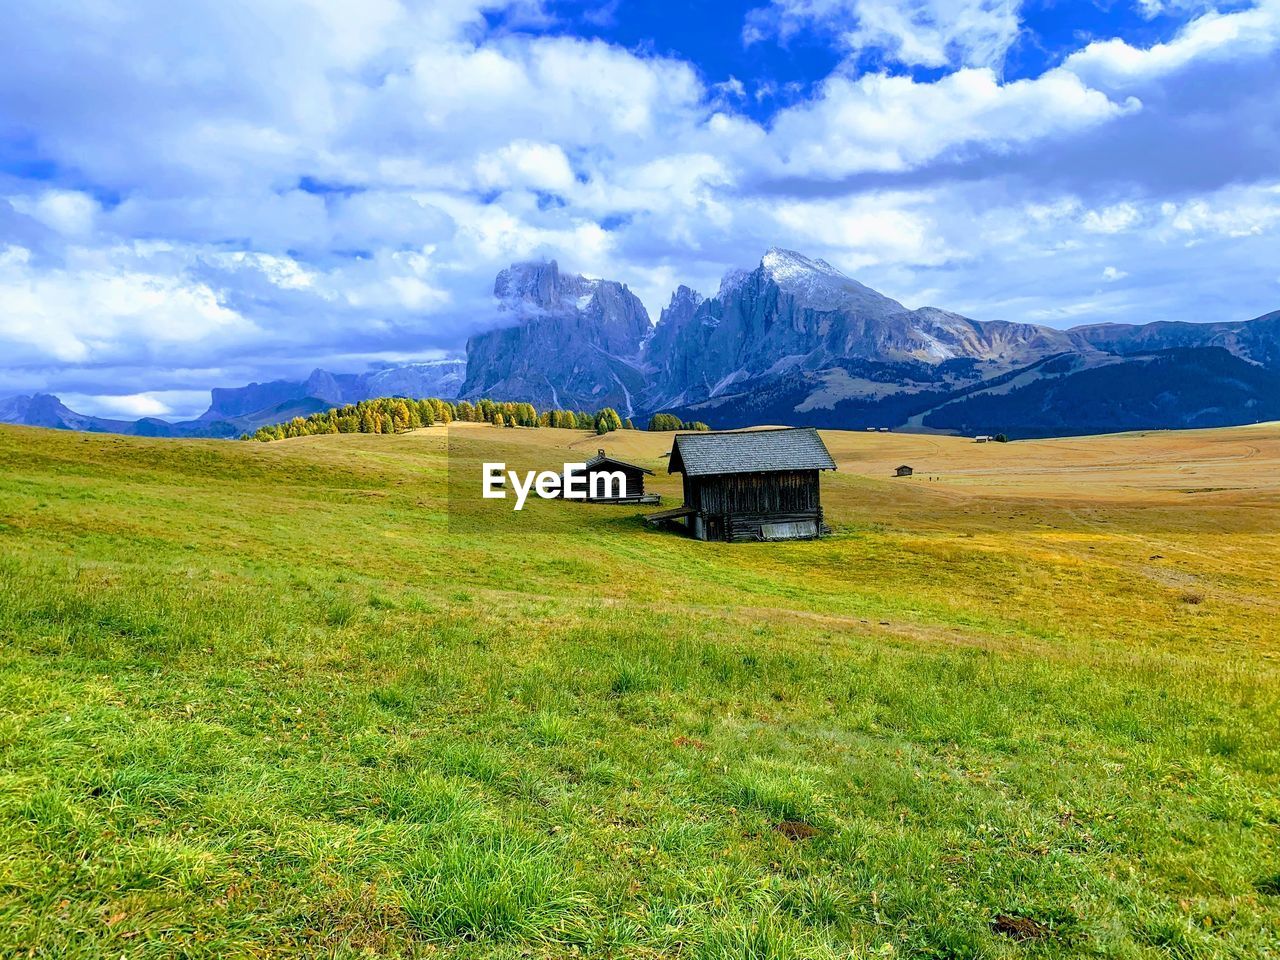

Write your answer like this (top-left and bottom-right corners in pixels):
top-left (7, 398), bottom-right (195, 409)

top-left (656, 429), bottom-right (837, 543)
top-left (685, 470), bottom-right (824, 541)
top-left (693, 470), bottom-right (819, 515)
top-left (583, 464), bottom-right (648, 501)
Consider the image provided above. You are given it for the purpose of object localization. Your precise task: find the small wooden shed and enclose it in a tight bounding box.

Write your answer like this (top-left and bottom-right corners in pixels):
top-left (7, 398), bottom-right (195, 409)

top-left (895, 465), bottom-right (914, 477)
top-left (647, 428), bottom-right (836, 542)
top-left (581, 449), bottom-right (658, 504)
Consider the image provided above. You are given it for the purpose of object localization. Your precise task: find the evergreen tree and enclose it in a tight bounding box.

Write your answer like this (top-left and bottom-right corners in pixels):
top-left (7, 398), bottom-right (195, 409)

top-left (647, 413), bottom-right (682, 431)
top-left (595, 407), bottom-right (623, 433)
top-left (390, 400), bottom-right (410, 432)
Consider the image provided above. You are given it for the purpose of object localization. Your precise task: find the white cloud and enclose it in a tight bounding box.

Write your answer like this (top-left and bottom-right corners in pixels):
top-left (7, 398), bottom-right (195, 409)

top-left (765, 66), bottom-right (1134, 177)
top-left (1102, 265), bottom-right (1128, 281)
top-left (0, 245), bottom-right (256, 364)
top-left (713, 76), bottom-right (748, 101)
top-left (745, 0), bottom-right (1025, 69)
top-left (211, 252), bottom-right (320, 291)
top-left (1082, 202), bottom-right (1142, 234)
top-left (8, 190), bottom-right (99, 236)
top-left (1064, 2), bottom-right (1280, 89)
top-left (769, 192), bottom-right (953, 268)
top-left (475, 141), bottom-right (577, 194)
top-left (1161, 183), bottom-right (1280, 240)
top-left (60, 390), bottom-right (210, 419)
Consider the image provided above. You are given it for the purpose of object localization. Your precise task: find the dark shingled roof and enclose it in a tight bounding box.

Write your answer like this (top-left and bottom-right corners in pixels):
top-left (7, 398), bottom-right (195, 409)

top-left (668, 428), bottom-right (837, 477)
top-left (584, 449), bottom-right (654, 475)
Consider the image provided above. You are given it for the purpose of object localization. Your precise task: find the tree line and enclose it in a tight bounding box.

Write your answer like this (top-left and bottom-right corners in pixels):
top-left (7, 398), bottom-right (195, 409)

top-left (243, 396), bottom-right (710, 441)
top-left (645, 413), bottom-right (711, 432)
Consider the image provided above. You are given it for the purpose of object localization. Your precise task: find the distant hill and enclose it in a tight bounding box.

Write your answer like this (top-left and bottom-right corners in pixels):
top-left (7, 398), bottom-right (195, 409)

top-left (919, 347), bottom-right (1280, 438)
top-left (0, 360), bottom-right (465, 438)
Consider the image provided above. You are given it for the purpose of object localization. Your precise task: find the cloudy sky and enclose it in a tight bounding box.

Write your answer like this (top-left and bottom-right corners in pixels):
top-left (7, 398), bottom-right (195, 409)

top-left (2, 0), bottom-right (1278, 419)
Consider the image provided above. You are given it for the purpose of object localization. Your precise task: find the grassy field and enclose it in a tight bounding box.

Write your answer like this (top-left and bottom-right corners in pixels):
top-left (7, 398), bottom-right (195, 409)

top-left (1, 421), bottom-right (1278, 958)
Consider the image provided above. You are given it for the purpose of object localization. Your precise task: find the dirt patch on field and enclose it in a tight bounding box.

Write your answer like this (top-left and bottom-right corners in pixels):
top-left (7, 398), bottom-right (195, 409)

top-left (991, 914), bottom-right (1050, 941)
top-left (775, 820), bottom-right (820, 841)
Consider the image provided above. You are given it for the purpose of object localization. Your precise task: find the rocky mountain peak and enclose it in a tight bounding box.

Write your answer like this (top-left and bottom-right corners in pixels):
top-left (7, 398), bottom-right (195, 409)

top-left (495, 260), bottom-right (556, 307)
top-left (493, 259), bottom-right (600, 313)
top-left (663, 285), bottom-right (704, 315)
top-left (0, 394), bottom-right (34, 423)
top-left (760, 248), bottom-right (842, 284)
top-left (304, 368), bottom-right (345, 405)
top-left (717, 269), bottom-right (751, 297)
top-left (461, 258), bottom-right (650, 412)
top-left (757, 248), bottom-right (904, 314)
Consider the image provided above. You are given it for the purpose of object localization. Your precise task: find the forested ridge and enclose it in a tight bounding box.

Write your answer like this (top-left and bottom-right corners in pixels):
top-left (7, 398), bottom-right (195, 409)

top-left (244, 397), bottom-right (709, 441)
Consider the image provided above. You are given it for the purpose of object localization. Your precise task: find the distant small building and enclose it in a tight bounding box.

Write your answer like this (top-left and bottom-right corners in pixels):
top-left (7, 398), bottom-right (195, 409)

top-left (865, 427), bottom-right (877, 432)
top-left (878, 427), bottom-right (890, 432)
top-left (894, 464), bottom-right (913, 477)
top-left (581, 449), bottom-right (658, 504)
top-left (645, 428), bottom-right (836, 542)
top-left (974, 435), bottom-right (990, 443)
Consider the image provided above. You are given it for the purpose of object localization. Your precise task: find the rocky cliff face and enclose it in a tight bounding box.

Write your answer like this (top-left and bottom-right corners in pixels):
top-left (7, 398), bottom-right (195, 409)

top-left (358, 361), bottom-right (466, 403)
top-left (455, 249), bottom-right (1278, 437)
top-left (461, 260), bottom-right (650, 414)
top-left (641, 248), bottom-right (1081, 409)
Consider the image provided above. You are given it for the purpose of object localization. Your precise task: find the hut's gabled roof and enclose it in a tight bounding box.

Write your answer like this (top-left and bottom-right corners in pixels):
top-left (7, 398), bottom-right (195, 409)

top-left (668, 428), bottom-right (837, 476)
top-left (584, 449), bottom-right (654, 475)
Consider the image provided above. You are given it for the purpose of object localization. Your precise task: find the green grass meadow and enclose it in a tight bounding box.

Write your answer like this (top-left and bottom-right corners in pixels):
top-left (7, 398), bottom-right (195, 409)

top-left (0, 424), bottom-right (1277, 958)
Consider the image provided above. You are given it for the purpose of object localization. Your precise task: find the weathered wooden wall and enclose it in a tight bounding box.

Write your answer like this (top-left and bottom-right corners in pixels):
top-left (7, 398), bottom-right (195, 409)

top-left (685, 470), bottom-right (824, 541)
top-left (691, 470), bottom-right (818, 515)
top-left (585, 465), bottom-right (647, 500)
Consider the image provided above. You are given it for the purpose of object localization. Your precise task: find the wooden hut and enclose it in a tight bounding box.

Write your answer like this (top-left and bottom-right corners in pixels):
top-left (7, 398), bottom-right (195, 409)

top-left (646, 428), bottom-right (836, 542)
top-left (894, 465), bottom-right (913, 477)
top-left (581, 449), bottom-right (658, 504)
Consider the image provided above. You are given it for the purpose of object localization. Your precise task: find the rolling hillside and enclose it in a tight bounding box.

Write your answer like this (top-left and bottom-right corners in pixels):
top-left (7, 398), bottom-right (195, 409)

top-left (1, 422), bottom-right (1278, 957)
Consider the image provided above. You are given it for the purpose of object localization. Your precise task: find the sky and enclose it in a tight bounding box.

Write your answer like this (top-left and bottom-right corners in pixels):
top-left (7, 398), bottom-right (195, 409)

top-left (1, 0), bottom-right (1278, 420)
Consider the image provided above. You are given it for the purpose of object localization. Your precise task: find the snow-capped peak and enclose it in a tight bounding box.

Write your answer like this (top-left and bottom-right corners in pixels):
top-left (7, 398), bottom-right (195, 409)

top-left (755, 247), bottom-right (904, 314)
top-left (760, 248), bottom-right (846, 285)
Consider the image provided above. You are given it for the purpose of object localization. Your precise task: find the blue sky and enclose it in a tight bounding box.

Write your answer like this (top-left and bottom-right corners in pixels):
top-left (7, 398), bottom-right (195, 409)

top-left (1, 0), bottom-right (1278, 419)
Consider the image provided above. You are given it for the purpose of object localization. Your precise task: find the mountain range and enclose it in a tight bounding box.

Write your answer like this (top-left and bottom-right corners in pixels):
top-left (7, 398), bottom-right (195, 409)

top-left (460, 249), bottom-right (1280, 437)
top-left (3, 249), bottom-right (1278, 439)
top-left (0, 360), bottom-right (465, 438)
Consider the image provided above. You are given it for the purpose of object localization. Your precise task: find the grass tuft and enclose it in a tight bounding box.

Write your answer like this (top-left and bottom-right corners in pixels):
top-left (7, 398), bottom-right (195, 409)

top-left (398, 833), bottom-right (588, 942)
